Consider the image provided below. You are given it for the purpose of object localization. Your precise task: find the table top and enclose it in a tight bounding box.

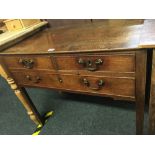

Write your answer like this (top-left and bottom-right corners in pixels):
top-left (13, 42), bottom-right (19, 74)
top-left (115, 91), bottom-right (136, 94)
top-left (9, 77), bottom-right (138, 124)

top-left (139, 20), bottom-right (155, 48)
top-left (1, 19), bottom-right (155, 55)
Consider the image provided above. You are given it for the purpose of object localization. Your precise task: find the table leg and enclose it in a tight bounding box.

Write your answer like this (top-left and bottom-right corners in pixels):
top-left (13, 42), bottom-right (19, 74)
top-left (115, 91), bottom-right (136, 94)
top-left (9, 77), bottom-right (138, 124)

top-left (149, 50), bottom-right (155, 134)
top-left (0, 64), bottom-right (44, 126)
top-left (135, 51), bottom-right (147, 135)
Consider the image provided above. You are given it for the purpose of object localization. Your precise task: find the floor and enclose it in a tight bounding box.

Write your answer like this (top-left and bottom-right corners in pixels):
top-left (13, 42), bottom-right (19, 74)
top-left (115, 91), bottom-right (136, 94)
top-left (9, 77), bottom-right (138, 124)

top-left (0, 76), bottom-right (149, 135)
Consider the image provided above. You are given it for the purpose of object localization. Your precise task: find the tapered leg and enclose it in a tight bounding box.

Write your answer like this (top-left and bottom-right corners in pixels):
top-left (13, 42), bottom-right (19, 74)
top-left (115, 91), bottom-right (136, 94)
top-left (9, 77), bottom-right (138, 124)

top-left (0, 64), bottom-right (44, 126)
top-left (135, 50), bottom-right (147, 135)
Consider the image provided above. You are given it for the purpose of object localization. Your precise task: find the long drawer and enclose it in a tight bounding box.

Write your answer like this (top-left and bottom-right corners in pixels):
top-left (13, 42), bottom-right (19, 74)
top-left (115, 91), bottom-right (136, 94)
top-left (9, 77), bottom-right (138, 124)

top-left (11, 70), bottom-right (135, 100)
top-left (2, 52), bottom-right (135, 73)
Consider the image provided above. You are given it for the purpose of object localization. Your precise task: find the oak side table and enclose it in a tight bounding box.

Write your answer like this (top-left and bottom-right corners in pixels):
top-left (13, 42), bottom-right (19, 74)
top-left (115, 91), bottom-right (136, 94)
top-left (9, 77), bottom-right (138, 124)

top-left (1, 19), bottom-right (155, 134)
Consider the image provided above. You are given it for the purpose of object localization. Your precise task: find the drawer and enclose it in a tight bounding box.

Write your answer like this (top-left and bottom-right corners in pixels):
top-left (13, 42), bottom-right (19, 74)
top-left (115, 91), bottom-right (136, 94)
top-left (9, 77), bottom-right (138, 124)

top-left (11, 70), bottom-right (135, 99)
top-left (54, 53), bottom-right (135, 73)
top-left (2, 53), bottom-right (135, 74)
top-left (2, 55), bottom-right (54, 70)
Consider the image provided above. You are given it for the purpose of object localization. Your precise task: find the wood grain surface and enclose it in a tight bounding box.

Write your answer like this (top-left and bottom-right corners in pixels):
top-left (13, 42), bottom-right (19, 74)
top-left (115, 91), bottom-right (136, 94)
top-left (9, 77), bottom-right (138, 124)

top-left (139, 20), bottom-right (155, 48)
top-left (0, 20), bottom-right (145, 54)
top-left (0, 19), bottom-right (152, 134)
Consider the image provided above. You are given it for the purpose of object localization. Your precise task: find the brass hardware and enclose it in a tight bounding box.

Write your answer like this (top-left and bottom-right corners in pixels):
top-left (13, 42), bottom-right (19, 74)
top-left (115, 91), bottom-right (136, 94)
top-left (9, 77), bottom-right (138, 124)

top-left (98, 79), bottom-right (104, 86)
top-left (78, 58), bottom-right (103, 71)
top-left (26, 75), bottom-right (41, 83)
top-left (34, 76), bottom-right (41, 83)
top-left (26, 75), bottom-right (31, 80)
top-left (58, 77), bottom-right (63, 83)
top-left (83, 78), bottom-right (89, 86)
top-left (95, 59), bottom-right (103, 65)
top-left (82, 78), bottom-right (105, 90)
top-left (19, 58), bottom-right (34, 69)
top-left (78, 58), bottom-right (85, 65)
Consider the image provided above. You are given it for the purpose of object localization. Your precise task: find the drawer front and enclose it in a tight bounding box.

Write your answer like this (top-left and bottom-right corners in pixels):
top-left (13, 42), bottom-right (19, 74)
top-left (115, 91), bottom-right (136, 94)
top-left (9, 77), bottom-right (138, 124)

top-left (5, 19), bottom-right (23, 31)
top-left (2, 53), bottom-right (135, 74)
top-left (2, 55), bottom-right (54, 70)
top-left (55, 53), bottom-right (135, 72)
top-left (11, 71), bottom-right (135, 99)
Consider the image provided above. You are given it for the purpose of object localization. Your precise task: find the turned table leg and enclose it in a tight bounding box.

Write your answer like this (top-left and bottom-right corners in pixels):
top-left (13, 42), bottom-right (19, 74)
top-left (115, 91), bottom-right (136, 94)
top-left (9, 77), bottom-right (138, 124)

top-left (0, 64), bottom-right (44, 126)
top-left (135, 51), bottom-right (147, 135)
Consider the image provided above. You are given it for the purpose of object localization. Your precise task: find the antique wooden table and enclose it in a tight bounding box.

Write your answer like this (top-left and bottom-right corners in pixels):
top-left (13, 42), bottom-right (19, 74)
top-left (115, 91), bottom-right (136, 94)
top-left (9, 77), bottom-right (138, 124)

top-left (0, 19), bottom-right (155, 134)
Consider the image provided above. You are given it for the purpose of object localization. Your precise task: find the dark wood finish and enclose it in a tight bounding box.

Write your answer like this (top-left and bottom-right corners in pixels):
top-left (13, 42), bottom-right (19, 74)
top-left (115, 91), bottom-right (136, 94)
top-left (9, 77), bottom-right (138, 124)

top-left (54, 53), bottom-right (135, 73)
top-left (135, 50), bottom-right (147, 134)
top-left (47, 19), bottom-right (91, 28)
top-left (0, 22), bottom-right (143, 54)
top-left (149, 50), bottom-right (155, 134)
top-left (2, 52), bottom-right (135, 73)
top-left (2, 55), bottom-right (54, 70)
top-left (1, 19), bottom-right (153, 134)
top-left (47, 19), bottom-right (143, 29)
top-left (11, 70), bottom-right (135, 100)
top-left (91, 19), bottom-right (144, 26)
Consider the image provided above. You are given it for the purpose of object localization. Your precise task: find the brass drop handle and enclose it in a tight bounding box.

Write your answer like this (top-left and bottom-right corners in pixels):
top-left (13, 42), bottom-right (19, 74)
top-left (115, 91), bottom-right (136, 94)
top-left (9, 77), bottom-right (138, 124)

top-left (95, 59), bottom-right (103, 65)
top-left (34, 76), bottom-right (41, 83)
top-left (78, 58), bottom-right (85, 65)
top-left (19, 58), bottom-right (34, 69)
top-left (78, 58), bottom-right (103, 71)
top-left (83, 78), bottom-right (89, 86)
top-left (26, 75), bottom-right (31, 80)
top-left (82, 78), bottom-right (105, 90)
top-left (26, 75), bottom-right (41, 83)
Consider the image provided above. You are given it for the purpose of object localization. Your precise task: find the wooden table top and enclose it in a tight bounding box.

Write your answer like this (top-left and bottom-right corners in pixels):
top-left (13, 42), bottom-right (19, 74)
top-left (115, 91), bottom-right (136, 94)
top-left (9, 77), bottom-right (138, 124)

top-left (1, 19), bottom-right (155, 55)
top-left (139, 20), bottom-right (155, 48)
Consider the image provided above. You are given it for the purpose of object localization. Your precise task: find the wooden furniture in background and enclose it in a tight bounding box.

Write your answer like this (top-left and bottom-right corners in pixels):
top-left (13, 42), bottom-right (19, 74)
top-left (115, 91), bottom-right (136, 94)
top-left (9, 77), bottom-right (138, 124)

top-left (3, 19), bottom-right (42, 31)
top-left (0, 20), bottom-right (48, 52)
top-left (0, 19), bottom-right (155, 134)
top-left (0, 19), bottom-right (6, 34)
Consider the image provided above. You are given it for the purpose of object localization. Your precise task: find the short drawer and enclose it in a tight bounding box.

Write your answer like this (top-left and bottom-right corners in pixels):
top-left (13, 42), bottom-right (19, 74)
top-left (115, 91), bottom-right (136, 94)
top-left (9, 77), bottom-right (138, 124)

top-left (11, 70), bottom-right (135, 100)
top-left (54, 53), bottom-right (135, 73)
top-left (2, 55), bottom-right (54, 70)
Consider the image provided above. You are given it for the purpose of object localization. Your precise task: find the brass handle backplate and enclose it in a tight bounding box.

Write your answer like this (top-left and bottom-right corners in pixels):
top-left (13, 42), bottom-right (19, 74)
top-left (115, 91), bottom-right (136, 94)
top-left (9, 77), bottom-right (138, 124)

top-left (19, 58), bottom-right (34, 69)
top-left (82, 78), bottom-right (105, 91)
top-left (26, 75), bottom-right (41, 83)
top-left (78, 58), bottom-right (103, 71)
